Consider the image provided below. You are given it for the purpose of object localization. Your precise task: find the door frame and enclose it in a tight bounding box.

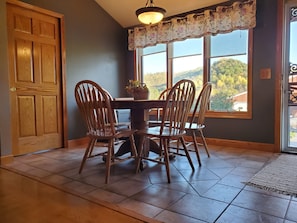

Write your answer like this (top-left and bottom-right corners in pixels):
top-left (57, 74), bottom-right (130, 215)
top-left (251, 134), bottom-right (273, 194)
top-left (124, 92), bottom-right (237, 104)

top-left (276, 0), bottom-right (297, 152)
top-left (275, 0), bottom-right (284, 152)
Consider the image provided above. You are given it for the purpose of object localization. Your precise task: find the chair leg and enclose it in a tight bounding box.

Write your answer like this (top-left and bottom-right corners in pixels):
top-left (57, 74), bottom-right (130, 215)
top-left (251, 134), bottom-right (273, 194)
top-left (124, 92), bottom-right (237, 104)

top-left (180, 137), bottom-right (195, 171)
top-left (163, 138), bottom-right (171, 183)
top-left (175, 138), bottom-right (180, 154)
top-left (199, 129), bottom-right (210, 157)
top-left (129, 134), bottom-right (138, 172)
top-left (129, 134), bottom-right (137, 159)
top-left (79, 138), bottom-right (96, 173)
top-left (192, 131), bottom-right (202, 166)
top-left (136, 135), bottom-right (145, 173)
top-left (105, 140), bottom-right (113, 184)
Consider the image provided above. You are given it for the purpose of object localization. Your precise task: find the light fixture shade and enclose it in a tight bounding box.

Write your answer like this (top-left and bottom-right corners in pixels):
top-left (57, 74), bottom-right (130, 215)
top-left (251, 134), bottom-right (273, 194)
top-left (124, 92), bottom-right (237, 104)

top-left (136, 5), bottom-right (166, 25)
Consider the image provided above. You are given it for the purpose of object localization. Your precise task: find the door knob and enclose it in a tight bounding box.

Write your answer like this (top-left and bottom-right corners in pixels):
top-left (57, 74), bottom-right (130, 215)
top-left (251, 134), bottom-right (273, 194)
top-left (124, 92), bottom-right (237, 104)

top-left (10, 87), bottom-right (16, 92)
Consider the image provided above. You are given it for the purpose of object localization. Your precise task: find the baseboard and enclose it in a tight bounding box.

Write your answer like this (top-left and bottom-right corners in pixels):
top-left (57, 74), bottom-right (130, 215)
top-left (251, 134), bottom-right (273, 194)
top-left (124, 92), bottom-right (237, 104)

top-left (183, 136), bottom-right (276, 152)
top-left (0, 154), bottom-right (14, 165)
top-left (68, 137), bottom-right (88, 148)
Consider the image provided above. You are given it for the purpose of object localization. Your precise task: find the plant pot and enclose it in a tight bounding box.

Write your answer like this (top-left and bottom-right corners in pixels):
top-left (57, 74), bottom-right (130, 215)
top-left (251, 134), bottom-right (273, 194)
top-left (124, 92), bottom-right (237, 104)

top-left (132, 88), bottom-right (149, 100)
top-left (126, 82), bottom-right (149, 100)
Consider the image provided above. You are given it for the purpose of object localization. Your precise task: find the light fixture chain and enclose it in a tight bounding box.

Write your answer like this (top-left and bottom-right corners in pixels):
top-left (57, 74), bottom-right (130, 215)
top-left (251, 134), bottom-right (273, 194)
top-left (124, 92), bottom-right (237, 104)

top-left (150, 0), bottom-right (155, 7)
top-left (145, 0), bottom-right (155, 7)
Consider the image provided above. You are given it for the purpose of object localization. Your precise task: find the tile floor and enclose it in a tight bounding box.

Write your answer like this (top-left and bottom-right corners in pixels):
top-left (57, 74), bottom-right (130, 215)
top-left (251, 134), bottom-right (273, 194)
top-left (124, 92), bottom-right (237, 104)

top-left (1, 143), bottom-right (297, 223)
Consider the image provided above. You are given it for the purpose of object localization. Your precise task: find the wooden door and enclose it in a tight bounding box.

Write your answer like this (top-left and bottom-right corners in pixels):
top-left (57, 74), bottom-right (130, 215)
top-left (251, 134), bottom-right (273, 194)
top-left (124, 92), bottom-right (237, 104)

top-left (7, 2), bottom-right (65, 155)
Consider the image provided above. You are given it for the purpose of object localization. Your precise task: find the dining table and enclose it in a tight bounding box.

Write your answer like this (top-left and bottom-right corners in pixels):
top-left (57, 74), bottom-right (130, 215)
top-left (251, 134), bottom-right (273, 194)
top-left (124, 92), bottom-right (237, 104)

top-left (110, 99), bottom-right (166, 157)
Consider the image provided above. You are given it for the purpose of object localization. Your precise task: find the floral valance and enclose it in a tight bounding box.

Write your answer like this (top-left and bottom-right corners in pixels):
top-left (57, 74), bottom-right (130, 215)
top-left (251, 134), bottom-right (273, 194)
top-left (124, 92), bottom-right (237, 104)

top-left (128, 0), bottom-right (256, 51)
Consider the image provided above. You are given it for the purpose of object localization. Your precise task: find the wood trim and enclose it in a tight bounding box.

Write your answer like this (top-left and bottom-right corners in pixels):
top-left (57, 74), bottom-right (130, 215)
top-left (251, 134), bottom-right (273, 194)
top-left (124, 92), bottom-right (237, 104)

top-left (60, 15), bottom-right (68, 148)
top-left (183, 136), bottom-right (276, 152)
top-left (274, 0), bottom-right (284, 152)
top-left (6, 0), bottom-right (63, 18)
top-left (68, 137), bottom-right (89, 148)
top-left (0, 155), bottom-right (14, 165)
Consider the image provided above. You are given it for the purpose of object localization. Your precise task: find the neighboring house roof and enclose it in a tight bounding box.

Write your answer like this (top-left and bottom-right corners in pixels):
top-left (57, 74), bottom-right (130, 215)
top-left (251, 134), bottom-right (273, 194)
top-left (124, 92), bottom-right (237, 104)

top-left (231, 91), bottom-right (247, 103)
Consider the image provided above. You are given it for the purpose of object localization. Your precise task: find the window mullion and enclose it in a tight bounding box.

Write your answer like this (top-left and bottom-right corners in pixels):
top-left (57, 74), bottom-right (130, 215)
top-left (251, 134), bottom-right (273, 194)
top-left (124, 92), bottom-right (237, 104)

top-left (167, 43), bottom-right (173, 88)
top-left (204, 35), bottom-right (210, 83)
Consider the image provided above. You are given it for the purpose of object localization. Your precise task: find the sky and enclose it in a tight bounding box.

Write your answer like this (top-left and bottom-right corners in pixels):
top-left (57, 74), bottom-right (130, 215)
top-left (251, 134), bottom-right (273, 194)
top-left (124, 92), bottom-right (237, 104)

top-left (290, 21), bottom-right (297, 64)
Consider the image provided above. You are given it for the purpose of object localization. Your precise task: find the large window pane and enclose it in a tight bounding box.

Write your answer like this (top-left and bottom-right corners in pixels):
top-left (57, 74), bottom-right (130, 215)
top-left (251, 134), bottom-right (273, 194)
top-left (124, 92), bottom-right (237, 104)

top-left (172, 55), bottom-right (204, 86)
top-left (172, 38), bottom-right (204, 91)
top-left (290, 18), bottom-right (297, 64)
top-left (172, 38), bottom-right (203, 57)
top-left (143, 44), bottom-right (166, 55)
top-left (209, 30), bottom-right (248, 112)
top-left (142, 44), bottom-right (167, 99)
top-left (211, 30), bottom-right (247, 57)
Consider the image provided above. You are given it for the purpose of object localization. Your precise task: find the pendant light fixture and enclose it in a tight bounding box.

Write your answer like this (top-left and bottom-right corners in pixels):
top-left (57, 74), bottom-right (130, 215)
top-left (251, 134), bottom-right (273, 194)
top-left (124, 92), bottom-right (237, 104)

top-left (136, 0), bottom-right (166, 25)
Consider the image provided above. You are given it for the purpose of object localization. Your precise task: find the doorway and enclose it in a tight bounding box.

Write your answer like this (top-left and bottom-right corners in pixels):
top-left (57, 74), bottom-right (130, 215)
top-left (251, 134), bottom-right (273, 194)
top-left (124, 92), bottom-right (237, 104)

top-left (7, 1), bottom-right (67, 156)
top-left (282, 0), bottom-right (297, 153)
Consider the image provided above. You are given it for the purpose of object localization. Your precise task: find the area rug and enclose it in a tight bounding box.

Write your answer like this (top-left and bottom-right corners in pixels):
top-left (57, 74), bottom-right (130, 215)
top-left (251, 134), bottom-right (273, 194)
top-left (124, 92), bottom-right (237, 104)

top-left (246, 154), bottom-right (297, 197)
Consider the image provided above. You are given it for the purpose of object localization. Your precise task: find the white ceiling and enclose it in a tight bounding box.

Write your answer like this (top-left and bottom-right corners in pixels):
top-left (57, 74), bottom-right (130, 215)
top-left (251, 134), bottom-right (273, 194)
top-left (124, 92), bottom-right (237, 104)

top-left (94, 0), bottom-right (229, 28)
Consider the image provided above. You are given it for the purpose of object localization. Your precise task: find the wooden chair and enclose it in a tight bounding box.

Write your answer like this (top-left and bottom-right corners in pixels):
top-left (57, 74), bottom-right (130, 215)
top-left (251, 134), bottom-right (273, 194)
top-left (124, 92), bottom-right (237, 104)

top-left (74, 80), bottom-right (138, 184)
top-left (156, 87), bottom-right (172, 121)
top-left (102, 87), bottom-right (131, 131)
top-left (149, 87), bottom-right (172, 127)
top-left (136, 79), bottom-right (196, 183)
top-left (173, 82), bottom-right (212, 166)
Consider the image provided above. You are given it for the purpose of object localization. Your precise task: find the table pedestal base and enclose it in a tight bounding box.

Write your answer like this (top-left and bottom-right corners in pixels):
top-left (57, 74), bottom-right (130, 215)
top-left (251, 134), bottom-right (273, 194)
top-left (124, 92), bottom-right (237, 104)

top-left (115, 138), bottom-right (160, 157)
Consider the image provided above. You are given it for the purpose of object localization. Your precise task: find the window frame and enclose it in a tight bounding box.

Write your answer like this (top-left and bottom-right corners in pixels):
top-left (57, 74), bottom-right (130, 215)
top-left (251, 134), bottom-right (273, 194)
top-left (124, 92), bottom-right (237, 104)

top-left (135, 29), bottom-right (253, 119)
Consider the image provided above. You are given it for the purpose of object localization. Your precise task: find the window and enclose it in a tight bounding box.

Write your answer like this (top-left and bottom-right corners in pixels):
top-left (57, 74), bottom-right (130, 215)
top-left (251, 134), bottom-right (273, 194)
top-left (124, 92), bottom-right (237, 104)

top-left (137, 29), bottom-right (252, 119)
top-left (171, 38), bottom-right (203, 85)
top-left (141, 44), bottom-right (167, 99)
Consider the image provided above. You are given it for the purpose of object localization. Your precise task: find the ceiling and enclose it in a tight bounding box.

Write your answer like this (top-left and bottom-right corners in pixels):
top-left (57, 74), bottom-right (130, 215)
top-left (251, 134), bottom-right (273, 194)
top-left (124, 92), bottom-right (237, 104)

top-left (94, 0), bottom-right (230, 28)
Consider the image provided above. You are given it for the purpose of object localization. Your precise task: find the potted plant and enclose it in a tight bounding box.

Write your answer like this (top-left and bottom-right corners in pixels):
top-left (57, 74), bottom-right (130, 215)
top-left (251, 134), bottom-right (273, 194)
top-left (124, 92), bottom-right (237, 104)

top-left (125, 80), bottom-right (149, 100)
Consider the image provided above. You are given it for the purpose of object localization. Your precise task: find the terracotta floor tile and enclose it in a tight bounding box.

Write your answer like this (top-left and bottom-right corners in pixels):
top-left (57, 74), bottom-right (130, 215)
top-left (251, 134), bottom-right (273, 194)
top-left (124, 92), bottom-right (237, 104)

top-left (202, 183), bottom-right (242, 203)
top-left (87, 188), bottom-right (126, 203)
top-left (105, 178), bottom-right (151, 197)
top-left (286, 200), bottom-right (297, 222)
top-left (62, 180), bottom-right (97, 194)
top-left (132, 185), bottom-right (186, 208)
top-left (156, 210), bottom-right (205, 223)
top-left (217, 205), bottom-right (284, 223)
top-left (168, 193), bottom-right (228, 222)
top-left (119, 198), bottom-right (163, 218)
top-left (232, 190), bottom-right (290, 218)
top-left (190, 179), bottom-right (219, 195)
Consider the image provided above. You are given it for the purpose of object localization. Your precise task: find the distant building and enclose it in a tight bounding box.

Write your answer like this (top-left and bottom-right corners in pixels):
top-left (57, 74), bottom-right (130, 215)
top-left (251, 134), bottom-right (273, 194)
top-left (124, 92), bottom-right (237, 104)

top-left (231, 91), bottom-right (247, 111)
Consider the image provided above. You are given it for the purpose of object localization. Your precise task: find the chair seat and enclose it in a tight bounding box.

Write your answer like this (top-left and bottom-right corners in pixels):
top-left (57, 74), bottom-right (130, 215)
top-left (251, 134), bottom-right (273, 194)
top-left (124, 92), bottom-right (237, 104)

top-left (184, 122), bottom-right (205, 130)
top-left (115, 122), bottom-right (131, 131)
top-left (88, 128), bottom-right (136, 138)
top-left (148, 120), bottom-right (162, 127)
top-left (138, 126), bottom-right (186, 138)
